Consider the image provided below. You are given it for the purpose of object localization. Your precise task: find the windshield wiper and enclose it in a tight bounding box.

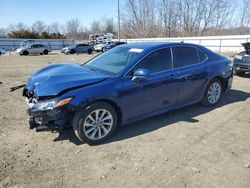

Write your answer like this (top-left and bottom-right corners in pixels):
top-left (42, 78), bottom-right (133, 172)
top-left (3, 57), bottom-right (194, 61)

top-left (83, 65), bottom-right (115, 76)
top-left (83, 65), bottom-right (97, 72)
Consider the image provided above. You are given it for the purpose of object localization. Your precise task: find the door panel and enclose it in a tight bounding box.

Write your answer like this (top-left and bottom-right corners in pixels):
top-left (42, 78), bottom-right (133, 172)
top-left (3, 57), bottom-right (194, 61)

top-left (175, 64), bottom-right (208, 104)
top-left (119, 70), bottom-right (178, 121)
top-left (75, 45), bottom-right (82, 53)
top-left (29, 45), bottom-right (37, 53)
top-left (172, 46), bottom-right (208, 105)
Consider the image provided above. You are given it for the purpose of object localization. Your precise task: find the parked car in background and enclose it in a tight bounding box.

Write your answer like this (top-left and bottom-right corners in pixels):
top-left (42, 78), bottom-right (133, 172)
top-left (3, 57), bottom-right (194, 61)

top-left (103, 41), bottom-right (127, 51)
top-left (233, 42), bottom-right (250, 76)
top-left (19, 42), bottom-right (233, 145)
top-left (61, 44), bottom-right (93, 55)
top-left (16, 44), bottom-right (51, 56)
top-left (0, 47), bottom-right (6, 55)
top-left (94, 42), bottom-right (111, 52)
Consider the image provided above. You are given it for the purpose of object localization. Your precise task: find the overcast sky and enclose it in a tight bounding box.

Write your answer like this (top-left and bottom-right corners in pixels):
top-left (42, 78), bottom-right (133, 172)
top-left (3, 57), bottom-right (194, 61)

top-left (0, 0), bottom-right (125, 28)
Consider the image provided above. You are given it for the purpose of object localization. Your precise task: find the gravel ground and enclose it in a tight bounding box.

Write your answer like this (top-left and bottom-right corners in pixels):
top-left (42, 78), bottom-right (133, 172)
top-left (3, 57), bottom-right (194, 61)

top-left (0, 52), bottom-right (250, 188)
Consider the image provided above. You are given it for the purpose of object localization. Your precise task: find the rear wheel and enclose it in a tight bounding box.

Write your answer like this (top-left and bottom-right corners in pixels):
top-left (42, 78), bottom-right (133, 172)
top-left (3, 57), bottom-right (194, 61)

top-left (43, 49), bottom-right (49, 55)
top-left (0, 52), bottom-right (1, 56)
top-left (87, 49), bottom-right (92, 54)
top-left (201, 78), bottom-right (222, 107)
top-left (72, 102), bottom-right (118, 145)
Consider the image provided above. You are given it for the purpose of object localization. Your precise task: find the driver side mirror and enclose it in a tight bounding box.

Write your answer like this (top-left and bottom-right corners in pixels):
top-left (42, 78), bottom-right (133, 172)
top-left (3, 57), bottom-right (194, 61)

top-left (132, 68), bottom-right (150, 82)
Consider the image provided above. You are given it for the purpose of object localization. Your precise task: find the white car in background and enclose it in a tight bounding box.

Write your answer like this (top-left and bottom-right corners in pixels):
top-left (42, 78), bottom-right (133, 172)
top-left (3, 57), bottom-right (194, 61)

top-left (94, 42), bottom-right (111, 52)
top-left (0, 48), bottom-right (6, 55)
top-left (16, 44), bottom-right (51, 56)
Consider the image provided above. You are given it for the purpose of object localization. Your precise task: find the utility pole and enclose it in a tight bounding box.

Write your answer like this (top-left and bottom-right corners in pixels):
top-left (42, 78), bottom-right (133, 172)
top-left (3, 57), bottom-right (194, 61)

top-left (179, 0), bottom-right (182, 37)
top-left (118, 0), bottom-right (121, 41)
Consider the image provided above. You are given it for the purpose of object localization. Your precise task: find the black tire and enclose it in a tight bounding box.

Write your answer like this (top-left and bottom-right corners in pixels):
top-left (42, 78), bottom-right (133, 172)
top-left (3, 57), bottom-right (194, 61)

top-left (70, 49), bottom-right (75, 54)
top-left (23, 51), bottom-right (29, 56)
top-left (201, 78), bottom-right (222, 107)
top-left (87, 49), bottom-right (92, 54)
top-left (72, 102), bottom-right (118, 145)
top-left (234, 70), bottom-right (245, 76)
top-left (0, 52), bottom-right (1, 56)
top-left (43, 49), bottom-right (49, 55)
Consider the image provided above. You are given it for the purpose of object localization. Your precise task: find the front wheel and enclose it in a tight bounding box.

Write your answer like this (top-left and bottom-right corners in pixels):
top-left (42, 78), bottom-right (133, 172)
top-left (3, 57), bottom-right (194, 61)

top-left (87, 49), bottom-right (92, 54)
top-left (70, 49), bottom-right (75, 54)
top-left (201, 79), bottom-right (222, 107)
top-left (23, 51), bottom-right (29, 56)
top-left (43, 49), bottom-right (49, 55)
top-left (72, 102), bottom-right (118, 145)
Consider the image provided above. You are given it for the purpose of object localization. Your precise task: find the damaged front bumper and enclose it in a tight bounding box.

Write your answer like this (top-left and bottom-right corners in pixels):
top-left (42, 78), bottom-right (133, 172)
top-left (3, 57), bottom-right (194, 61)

top-left (27, 107), bottom-right (70, 131)
top-left (23, 88), bottom-right (75, 131)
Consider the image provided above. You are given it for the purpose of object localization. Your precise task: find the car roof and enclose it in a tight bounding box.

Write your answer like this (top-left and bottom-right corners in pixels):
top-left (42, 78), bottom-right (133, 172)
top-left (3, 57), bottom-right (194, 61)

top-left (121, 42), bottom-right (202, 51)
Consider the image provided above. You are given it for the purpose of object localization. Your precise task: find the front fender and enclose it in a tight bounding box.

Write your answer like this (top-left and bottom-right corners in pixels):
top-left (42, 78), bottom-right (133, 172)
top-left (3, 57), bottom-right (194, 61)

top-left (62, 78), bottom-right (121, 110)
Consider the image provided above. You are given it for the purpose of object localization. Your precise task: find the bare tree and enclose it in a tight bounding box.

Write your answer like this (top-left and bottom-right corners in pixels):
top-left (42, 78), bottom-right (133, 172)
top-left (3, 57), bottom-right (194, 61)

top-left (8, 22), bottom-right (27, 31)
top-left (90, 20), bottom-right (102, 34)
top-left (239, 0), bottom-right (250, 34)
top-left (0, 28), bottom-right (8, 37)
top-left (122, 0), bottom-right (158, 38)
top-left (159, 0), bottom-right (180, 37)
top-left (103, 18), bottom-right (116, 34)
top-left (32, 21), bottom-right (46, 34)
top-left (47, 22), bottom-right (61, 33)
top-left (66, 18), bottom-right (81, 39)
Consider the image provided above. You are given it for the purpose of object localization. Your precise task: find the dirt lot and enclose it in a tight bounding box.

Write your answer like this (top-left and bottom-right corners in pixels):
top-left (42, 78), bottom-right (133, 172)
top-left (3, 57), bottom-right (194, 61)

top-left (0, 52), bottom-right (250, 188)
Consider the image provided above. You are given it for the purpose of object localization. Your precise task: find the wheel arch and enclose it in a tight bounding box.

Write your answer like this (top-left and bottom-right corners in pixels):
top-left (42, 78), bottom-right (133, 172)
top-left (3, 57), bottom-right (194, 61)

top-left (211, 75), bottom-right (227, 92)
top-left (83, 99), bottom-right (123, 126)
top-left (200, 75), bottom-right (227, 102)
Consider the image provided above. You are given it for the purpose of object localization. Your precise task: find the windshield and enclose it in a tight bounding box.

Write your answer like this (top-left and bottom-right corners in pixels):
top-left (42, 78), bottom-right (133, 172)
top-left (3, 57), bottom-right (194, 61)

top-left (84, 46), bottom-right (143, 75)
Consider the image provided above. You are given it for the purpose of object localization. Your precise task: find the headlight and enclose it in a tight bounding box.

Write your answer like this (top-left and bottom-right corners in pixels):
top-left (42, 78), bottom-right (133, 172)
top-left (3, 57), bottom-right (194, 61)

top-left (31, 97), bottom-right (73, 110)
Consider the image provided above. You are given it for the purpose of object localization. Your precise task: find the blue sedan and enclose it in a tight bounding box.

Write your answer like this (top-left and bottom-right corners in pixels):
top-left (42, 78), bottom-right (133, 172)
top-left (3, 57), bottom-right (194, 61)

top-left (22, 42), bottom-right (233, 145)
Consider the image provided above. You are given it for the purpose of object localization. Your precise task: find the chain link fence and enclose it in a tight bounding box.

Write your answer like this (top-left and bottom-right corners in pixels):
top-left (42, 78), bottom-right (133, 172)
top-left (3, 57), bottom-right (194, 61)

top-left (0, 38), bottom-right (75, 51)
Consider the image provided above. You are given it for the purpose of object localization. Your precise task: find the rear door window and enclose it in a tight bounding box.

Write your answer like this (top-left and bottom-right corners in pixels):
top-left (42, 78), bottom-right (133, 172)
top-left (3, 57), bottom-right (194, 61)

top-left (198, 50), bottom-right (207, 62)
top-left (172, 46), bottom-right (199, 68)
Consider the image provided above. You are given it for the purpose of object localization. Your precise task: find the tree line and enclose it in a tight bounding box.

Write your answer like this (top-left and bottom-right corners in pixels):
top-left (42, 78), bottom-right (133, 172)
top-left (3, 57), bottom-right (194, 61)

top-left (122, 0), bottom-right (250, 38)
top-left (0, 18), bottom-right (117, 40)
top-left (0, 0), bottom-right (249, 40)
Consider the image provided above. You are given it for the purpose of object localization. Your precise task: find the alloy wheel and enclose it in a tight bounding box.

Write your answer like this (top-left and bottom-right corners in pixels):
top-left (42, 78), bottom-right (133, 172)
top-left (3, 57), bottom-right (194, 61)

top-left (83, 109), bottom-right (113, 140)
top-left (207, 82), bottom-right (221, 104)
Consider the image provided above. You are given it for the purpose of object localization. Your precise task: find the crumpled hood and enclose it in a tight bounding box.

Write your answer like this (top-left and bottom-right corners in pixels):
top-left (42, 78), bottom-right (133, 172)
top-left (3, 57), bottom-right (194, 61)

top-left (242, 42), bottom-right (250, 54)
top-left (26, 63), bottom-right (109, 97)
